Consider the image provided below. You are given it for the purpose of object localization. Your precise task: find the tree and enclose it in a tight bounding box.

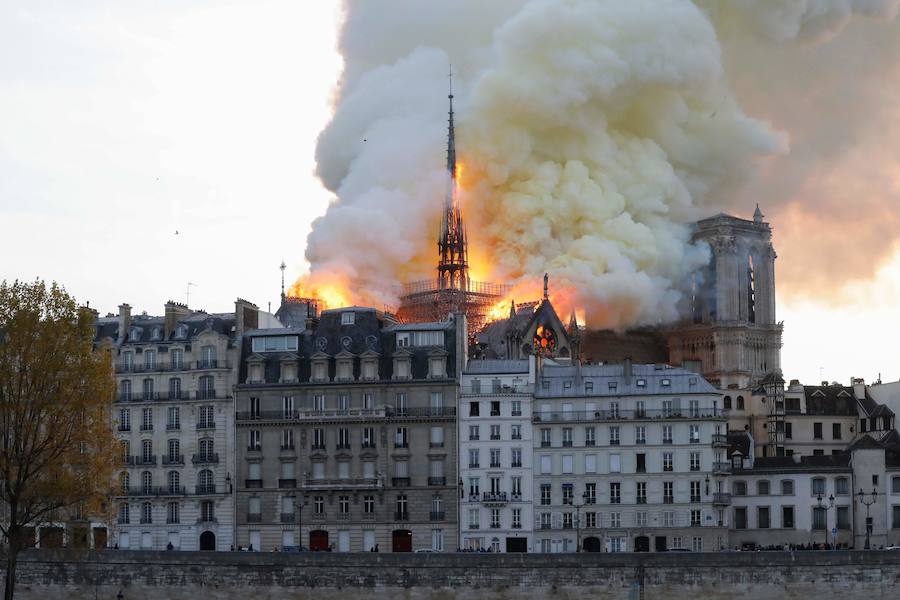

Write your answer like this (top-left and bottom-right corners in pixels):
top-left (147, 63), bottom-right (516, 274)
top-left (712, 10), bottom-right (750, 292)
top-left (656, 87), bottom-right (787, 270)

top-left (0, 280), bottom-right (116, 600)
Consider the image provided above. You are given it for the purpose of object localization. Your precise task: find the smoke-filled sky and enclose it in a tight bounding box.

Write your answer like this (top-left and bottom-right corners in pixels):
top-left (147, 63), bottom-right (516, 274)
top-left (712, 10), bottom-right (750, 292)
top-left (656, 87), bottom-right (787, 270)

top-left (1, 0), bottom-right (899, 386)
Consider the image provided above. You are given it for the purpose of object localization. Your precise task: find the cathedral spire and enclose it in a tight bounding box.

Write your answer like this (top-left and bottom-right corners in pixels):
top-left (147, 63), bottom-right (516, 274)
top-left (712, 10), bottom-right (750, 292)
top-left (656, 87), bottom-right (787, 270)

top-left (437, 68), bottom-right (468, 291)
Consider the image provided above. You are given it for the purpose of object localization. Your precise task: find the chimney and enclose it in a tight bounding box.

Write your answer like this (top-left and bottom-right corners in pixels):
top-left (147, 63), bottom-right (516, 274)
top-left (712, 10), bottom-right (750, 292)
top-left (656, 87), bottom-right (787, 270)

top-left (118, 304), bottom-right (132, 342)
top-left (623, 357), bottom-right (633, 383)
top-left (235, 298), bottom-right (259, 336)
top-left (164, 301), bottom-right (191, 339)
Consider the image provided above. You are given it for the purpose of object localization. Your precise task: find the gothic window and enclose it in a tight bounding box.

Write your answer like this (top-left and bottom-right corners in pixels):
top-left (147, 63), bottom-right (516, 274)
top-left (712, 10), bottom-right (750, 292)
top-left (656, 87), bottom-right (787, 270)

top-left (533, 325), bottom-right (557, 353)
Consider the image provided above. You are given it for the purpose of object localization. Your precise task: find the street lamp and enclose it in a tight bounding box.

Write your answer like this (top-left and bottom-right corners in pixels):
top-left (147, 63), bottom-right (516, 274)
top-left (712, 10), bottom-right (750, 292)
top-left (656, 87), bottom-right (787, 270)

top-left (574, 491), bottom-right (588, 552)
top-left (857, 488), bottom-right (878, 550)
top-left (225, 473), bottom-right (232, 494)
top-left (292, 495), bottom-right (308, 550)
top-left (816, 493), bottom-right (835, 549)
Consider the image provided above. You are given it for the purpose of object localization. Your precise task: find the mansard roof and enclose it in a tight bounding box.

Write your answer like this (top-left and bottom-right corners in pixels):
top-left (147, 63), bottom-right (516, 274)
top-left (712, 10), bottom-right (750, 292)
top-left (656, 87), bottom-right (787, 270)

top-left (803, 385), bottom-right (859, 416)
top-left (535, 363), bottom-right (718, 398)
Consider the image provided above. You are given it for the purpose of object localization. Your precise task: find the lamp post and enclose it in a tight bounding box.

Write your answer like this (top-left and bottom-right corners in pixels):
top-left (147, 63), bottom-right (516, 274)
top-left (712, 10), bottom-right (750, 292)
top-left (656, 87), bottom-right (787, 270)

top-left (816, 493), bottom-right (834, 549)
top-left (574, 491), bottom-right (588, 552)
top-left (857, 488), bottom-right (878, 550)
top-left (292, 495), bottom-right (307, 550)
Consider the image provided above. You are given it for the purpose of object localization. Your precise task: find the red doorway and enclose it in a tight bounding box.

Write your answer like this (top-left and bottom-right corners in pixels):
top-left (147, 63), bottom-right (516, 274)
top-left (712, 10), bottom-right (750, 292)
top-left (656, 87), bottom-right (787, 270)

top-left (309, 530), bottom-right (329, 551)
top-left (392, 529), bottom-right (412, 552)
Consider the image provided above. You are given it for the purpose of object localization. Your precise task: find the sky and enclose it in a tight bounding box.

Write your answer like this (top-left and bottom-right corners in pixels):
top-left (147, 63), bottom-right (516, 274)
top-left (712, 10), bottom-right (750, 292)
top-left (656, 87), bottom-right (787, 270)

top-left (1, 1), bottom-right (898, 387)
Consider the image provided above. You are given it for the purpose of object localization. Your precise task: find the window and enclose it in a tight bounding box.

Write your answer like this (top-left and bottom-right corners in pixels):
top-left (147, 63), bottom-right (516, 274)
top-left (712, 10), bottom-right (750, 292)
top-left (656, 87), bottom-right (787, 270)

top-left (362, 427), bottom-right (375, 448)
top-left (490, 425), bottom-right (501, 441)
top-left (734, 507), bottom-right (747, 529)
top-left (893, 476), bottom-right (900, 494)
top-left (118, 502), bottom-right (130, 524)
top-left (562, 483), bottom-right (573, 505)
top-left (541, 429), bottom-right (551, 447)
top-left (663, 453), bottom-right (673, 472)
top-left (663, 400), bottom-right (674, 416)
top-left (144, 350), bottom-right (156, 370)
top-left (609, 426), bottom-right (620, 446)
top-left (663, 481), bottom-right (674, 504)
top-left (689, 400), bottom-right (700, 418)
top-left (837, 506), bottom-right (850, 529)
top-left (736, 396), bottom-right (744, 410)
top-left (168, 378), bottom-right (181, 400)
top-left (490, 449), bottom-right (501, 468)
top-left (341, 311), bottom-right (355, 325)
top-left (167, 502), bottom-right (179, 524)
top-left (609, 453), bottom-right (621, 473)
top-left (339, 496), bottom-right (350, 515)
top-left (782, 506), bottom-right (795, 528)
top-left (584, 482), bottom-right (596, 504)
top-left (585, 454), bottom-right (597, 473)
top-left (663, 511), bottom-right (675, 527)
top-left (690, 481), bottom-right (701, 503)
top-left (511, 448), bottom-right (522, 468)
top-left (248, 430), bottom-right (261, 451)
top-left (781, 480), bottom-right (794, 495)
top-left (610, 482), bottom-right (621, 504)
top-left (757, 480), bottom-right (770, 495)
top-left (733, 481), bottom-right (747, 496)
top-left (662, 425), bottom-right (673, 444)
top-left (337, 427), bottom-right (350, 449)
top-left (635, 511), bottom-right (647, 527)
top-left (141, 502), bottom-right (152, 524)
top-left (314, 496), bottom-right (325, 515)
top-left (511, 424), bottom-right (522, 440)
top-left (690, 452), bottom-right (700, 472)
top-left (430, 426), bottom-right (444, 448)
top-left (692, 537), bottom-right (703, 552)
top-left (364, 496), bottom-right (375, 514)
top-left (282, 429), bottom-right (295, 450)
top-left (199, 405), bottom-right (214, 428)
top-left (636, 482), bottom-right (646, 504)
top-left (511, 401), bottom-right (522, 416)
top-left (167, 406), bottom-right (180, 430)
top-left (469, 425), bottom-right (479, 441)
top-left (583, 426), bottom-right (596, 447)
top-left (830, 476), bottom-right (849, 495)
top-left (539, 484), bottom-right (551, 506)
top-left (200, 500), bottom-right (215, 522)
top-left (691, 510), bottom-right (701, 527)
top-left (812, 478), bottom-right (826, 496)
top-left (812, 507), bottom-right (826, 530)
top-left (489, 400), bottom-right (500, 416)
top-left (167, 439), bottom-right (180, 463)
top-left (511, 477), bottom-right (522, 497)
top-left (540, 455), bottom-right (552, 474)
top-left (832, 423), bottom-right (842, 440)
top-left (562, 454), bottom-right (573, 474)
top-left (689, 424), bottom-right (700, 444)
top-left (468, 449), bottom-right (479, 469)
top-left (119, 408), bottom-right (130, 431)
top-left (893, 506), bottom-right (900, 529)
top-left (785, 422), bottom-right (793, 439)
top-left (394, 427), bottom-right (408, 448)
top-left (141, 440), bottom-right (153, 463)
top-left (141, 471), bottom-right (153, 494)
top-left (141, 407), bottom-right (153, 431)
top-left (635, 426), bottom-right (646, 444)
top-left (813, 422), bottom-right (823, 439)
top-left (469, 402), bottom-right (479, 417)
top-left (636, 453), bottom-right (646, 473)
top-left (609, 512), bottom-right (621, 528)
top-left (758, 506), bottom-right (770, 529)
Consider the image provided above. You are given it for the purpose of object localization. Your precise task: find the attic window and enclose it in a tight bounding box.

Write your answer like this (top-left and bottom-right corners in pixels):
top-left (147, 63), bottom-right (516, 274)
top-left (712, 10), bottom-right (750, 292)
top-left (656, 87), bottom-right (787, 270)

top-left (661, 378), bottom-right (671, 387)
top-left (174, 325), bottom-right (188, 339)
top-left (585, 381), bottom-right (594, 393)
top-left (341, 312), bottom-right (355, 325)
top-left (636, 379), bottom-right (646, 387)
top-left (150, 327), bottom-right (161, 341)
top-left (608, 382), bottom-right (617, 392)
top-left (129, 328), bottom-right (140, 342)
top-left (563, 381), bottom-right (572, 390)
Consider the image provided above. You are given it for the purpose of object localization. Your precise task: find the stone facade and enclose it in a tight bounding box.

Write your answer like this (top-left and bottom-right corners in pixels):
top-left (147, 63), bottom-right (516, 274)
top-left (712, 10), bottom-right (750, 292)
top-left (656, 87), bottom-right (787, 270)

top-left (234, 308), bottom-right (464, 552)
top-left (459, 358), bottom-right (535, 552)
top-left (532, 361), bottom-right (729, 552)
top-left (94, 299), bottom-right (267, 551)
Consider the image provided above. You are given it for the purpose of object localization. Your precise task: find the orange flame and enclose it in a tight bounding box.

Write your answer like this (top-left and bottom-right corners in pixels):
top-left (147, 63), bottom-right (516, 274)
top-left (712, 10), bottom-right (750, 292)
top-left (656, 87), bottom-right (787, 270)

top-left (287, 275), bottom-right (352, 311)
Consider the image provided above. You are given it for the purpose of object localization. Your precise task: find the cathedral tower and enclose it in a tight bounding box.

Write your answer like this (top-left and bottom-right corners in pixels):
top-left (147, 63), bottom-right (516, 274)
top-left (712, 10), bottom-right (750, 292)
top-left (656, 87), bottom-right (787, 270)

top-left (437, 89), bottom-right (469, 291)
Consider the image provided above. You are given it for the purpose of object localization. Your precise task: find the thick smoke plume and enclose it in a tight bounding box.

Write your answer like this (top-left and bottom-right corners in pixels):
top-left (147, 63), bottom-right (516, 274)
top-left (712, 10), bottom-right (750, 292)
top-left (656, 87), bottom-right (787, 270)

top-left (304, 0), bottom-right (899, 326)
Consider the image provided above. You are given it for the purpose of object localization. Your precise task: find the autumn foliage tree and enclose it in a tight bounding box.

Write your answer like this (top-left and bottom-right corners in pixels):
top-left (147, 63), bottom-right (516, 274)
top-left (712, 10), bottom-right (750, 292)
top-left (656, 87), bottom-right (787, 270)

top-left (0, 280), bottom-right (116, 600)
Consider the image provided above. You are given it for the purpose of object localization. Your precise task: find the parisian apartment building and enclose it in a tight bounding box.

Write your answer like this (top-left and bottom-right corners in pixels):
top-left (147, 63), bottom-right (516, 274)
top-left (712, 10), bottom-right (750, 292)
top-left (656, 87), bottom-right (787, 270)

top-left (233, 306), bottom-right (464, 553)
top-left (459, 358), bottom-right (535, 552)
top-left (94, 298), bottom-right (270, 551)
top-left (530, 360), bottom-right (730, 553)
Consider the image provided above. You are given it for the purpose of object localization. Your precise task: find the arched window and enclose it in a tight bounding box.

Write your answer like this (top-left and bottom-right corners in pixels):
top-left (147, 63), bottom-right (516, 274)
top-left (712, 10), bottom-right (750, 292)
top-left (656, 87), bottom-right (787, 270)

top-left (142, 471), bottom-right (153, 494)
top-left (168, 471), bottom-right (180, 494)
top-left (736, 396), bottom-right (745, 410)
top-left (168, 439), bottom-right (180, 462)
top-left (120, 472), bottom-right (130, 495)
top-left (120, 440), bottom-right (130, 462)
top-left (119, 380), bottom-right (132, 401)
top-left (168, 377), bottom-right (181, 400)
top-left (118, 502), bottom-right (130, 524)
top-left (198, 469), bottom-right (214, 493)
top-left (141, 439), bottom-right (153, 462)
top-left (199, 439), bottom-right (214, 461)
top-left (723, 396), bottom-right (732, 410)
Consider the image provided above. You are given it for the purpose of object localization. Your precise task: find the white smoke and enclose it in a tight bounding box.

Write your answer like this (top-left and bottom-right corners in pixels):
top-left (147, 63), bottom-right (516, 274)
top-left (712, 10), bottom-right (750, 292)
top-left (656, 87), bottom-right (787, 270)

top-left (305, 0), bottom-right (898, 326)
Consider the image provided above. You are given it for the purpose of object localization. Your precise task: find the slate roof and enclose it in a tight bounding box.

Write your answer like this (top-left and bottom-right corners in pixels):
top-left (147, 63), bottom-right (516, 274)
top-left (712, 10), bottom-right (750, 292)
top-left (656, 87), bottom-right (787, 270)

top-left (535, 363), bottom-right (718, 398)
top-left (803, 385), bottom-right (858, 416)
top-left (464, 359), bottom-right (530, 375)
top-left (727, 431), bottom-right (752, 457)
top-left (735, 454), bottom-right (851, 474)
top-left (93, 312), bottom-right (236, 345)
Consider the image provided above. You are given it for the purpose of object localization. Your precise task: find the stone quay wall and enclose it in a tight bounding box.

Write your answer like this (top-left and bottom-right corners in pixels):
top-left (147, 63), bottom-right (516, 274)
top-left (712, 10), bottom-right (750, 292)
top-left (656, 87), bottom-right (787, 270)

top-left (5, 549), bottom-right (900, 599)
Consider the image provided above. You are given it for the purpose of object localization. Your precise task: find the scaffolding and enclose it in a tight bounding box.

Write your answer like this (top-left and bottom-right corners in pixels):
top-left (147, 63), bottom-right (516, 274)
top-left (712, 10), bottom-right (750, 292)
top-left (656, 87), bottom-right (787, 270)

top-left (396, 279), bottom-right (511, 334)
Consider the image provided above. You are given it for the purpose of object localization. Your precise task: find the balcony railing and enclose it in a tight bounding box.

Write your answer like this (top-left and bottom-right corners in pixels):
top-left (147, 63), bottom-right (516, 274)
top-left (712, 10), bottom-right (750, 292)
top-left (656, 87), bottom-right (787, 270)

top-left (711, 433), bottom-right (728, 447)
top-left (195, 485), bottom-right (217, 495)
top-left (236, 408), bottom-right (387, 422)
top-left (116, 362), bottom-right (191, 374)
top-left (459, 385), bottom-right (531, 396)
top-left (430, 511), bottom-right (445, 521)
top-left (533, 408), bottom-right (724, 423)
top-left (278, 479), bottom-right (297, 489)
top-left (162, 455), bottom-right (184, 466)
top-left (712, 492), bottom-right (732, 505)
top-left (196, 422), bottom-right (216, 430)
top-left (122, 486), bottom-right (187, 497)
top-left (386, 407), bottom-right (456, 418)
top-left (195, 390), bottom-right (218, 400)
top-left (482, 492), bottom-right (508, 503)
top-left (194, 360), bottom-right (228, 370)
top-left (280, 513), bottom-right (296, 523)
top-left (713, 461), bottom-right (732, 475)
top-left (192, 453), bottom-right (219, 465)
top-left (394, 511), bottom-right (409, 521)
top-left (245, 479), bottom-right (263, 489)
top-left (131, 455), bottom-right (157, 466)
top-left (392, 477), bottom-right (411, 487)
top-left (428, 477), bottom-right (447, 486)
top-left (302, 478), bottom-right (382, 490)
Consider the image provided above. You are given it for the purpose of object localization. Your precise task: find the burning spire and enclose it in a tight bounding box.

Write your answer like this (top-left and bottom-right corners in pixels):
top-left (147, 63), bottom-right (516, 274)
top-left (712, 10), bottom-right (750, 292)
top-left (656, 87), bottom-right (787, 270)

top-left (438, 67), bottom-right (469, 292)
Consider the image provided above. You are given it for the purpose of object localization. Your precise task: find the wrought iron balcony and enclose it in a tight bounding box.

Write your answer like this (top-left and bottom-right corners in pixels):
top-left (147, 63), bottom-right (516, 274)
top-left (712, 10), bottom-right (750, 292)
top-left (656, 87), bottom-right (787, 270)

top-left (712, 492), bottom-right (732, 506)
top-left (195, 484), bottom-right (217, 495)
top-left (394, 511), bottom-right (410, 521)
top-left (245, 479), bottom-right (263, 489)
top-left (711, 433), bottom-right (729, 447)
top-left (428, 477), bottom-right (447, 486)
top-left (430, 511), bottom-right (445, 521)
top-left (533, 407), bottom-right (724, 423)
top-left (278, 479), bottom-right (297, 489)
top-left (482, 492), bottom-right (508, 503)
top-left (191, 453), bottom-right (219, 464)
top-left (713, 461), bottom-right (732, 475)
top-left (162, 454), bottom-right (184, 466)
top-left (392, 477), bottom-right (411, 487)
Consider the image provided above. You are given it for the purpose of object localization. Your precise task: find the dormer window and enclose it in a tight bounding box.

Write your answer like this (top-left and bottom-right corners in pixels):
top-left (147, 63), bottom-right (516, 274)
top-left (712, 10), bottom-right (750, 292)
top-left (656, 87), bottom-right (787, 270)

top-left (397, 333), bottom-right (410, 348)
top-left (428, 356), bottom-right (445, 378)
top-left (335, 355), bottom-right (354, 382)
top-left (661, 378), bottom-right (671, 387)
top-left (341, 312), bottom-right (355, 325)
top-left (174, 324), bottom-right (188, 340)
top-left (608, 382), bottom-right (617, 392)
top-left (636, 379), bottom-right (646, 387)
top-left (129, 328), bottom-right (141, 342)
top-left (311, 357), bottom-right (329, 383)
top-left (150, 327), bottom-right (162, 341)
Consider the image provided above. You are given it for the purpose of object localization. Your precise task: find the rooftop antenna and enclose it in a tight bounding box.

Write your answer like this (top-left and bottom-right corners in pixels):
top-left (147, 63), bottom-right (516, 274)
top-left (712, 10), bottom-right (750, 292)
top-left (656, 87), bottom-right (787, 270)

top-left (186, 282), bottom-right (196, 307)
top-left (280, 260), bottom-right (287, 301)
